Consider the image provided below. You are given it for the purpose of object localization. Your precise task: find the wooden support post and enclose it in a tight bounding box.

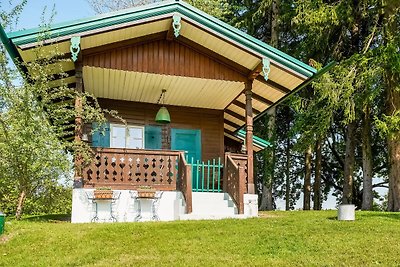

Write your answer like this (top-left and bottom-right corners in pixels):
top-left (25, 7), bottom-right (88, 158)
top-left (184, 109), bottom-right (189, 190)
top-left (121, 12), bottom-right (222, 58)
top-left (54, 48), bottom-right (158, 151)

top-left (73, 59), bottom-right (84, 188)
top-left (161, 124), bottom-right (171, 150)
top-left (245, 80), bottom-right (255, 194)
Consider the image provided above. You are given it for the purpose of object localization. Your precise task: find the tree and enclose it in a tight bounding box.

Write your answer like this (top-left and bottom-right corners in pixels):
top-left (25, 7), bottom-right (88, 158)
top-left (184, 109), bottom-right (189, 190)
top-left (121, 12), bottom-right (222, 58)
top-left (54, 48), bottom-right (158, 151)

top-left (377, 0), bottom-right (400, 211)
top-left (0, 2), bottom-right (112, 218)
top-left (87, 0), bottom-right (155, 13)
top-left (87, 0), bottom-right (231, 19)
top-left (289, 0), bottom-right (395, 210)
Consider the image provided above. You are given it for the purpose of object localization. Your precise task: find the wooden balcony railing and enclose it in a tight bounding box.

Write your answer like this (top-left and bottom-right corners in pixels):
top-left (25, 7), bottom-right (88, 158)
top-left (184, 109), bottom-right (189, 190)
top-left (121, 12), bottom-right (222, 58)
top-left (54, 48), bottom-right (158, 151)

top-left (227, 153), bottom-right (248, 189)
top-left (82, 148), bottom-right (248, 215)
top-left (223, 153), bottom-right (246, 214)
top-left (83, 148), bottom-right (181, 190)
top-left (178, 152), bottom-right (192, 213)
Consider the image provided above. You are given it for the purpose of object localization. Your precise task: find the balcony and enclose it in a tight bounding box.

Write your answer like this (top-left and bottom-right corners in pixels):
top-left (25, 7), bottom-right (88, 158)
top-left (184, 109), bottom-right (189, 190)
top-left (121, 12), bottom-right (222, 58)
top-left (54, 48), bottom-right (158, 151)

top-left (82, 148), bottom-right (248, 214)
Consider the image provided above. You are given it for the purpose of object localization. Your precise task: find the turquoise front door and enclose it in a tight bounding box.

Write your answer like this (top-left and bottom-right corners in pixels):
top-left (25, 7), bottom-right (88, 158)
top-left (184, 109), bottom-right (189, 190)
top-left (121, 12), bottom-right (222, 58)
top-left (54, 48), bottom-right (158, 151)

top-left (171, 128), bottom-right (201, 163)
top-left (171, 128), bottom-right (202, 190)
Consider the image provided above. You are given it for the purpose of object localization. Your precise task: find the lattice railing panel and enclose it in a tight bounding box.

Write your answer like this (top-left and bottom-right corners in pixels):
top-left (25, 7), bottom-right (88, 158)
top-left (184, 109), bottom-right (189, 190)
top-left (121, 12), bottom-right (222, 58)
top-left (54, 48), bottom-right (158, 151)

top-left (83, 148), bottom-right (180, 190)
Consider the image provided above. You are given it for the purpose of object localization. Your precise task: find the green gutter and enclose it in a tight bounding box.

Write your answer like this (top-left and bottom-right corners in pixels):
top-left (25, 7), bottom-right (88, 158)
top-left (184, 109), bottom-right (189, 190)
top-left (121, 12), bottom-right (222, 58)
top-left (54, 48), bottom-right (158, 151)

top-left (0, 24), bottom-right (27, 73)
top-left (236, 130), bottom-right (272, 148)
top-left (6, 0), bottom-right (316, 78)
top-left (1, 25), bottom-right (21, 63)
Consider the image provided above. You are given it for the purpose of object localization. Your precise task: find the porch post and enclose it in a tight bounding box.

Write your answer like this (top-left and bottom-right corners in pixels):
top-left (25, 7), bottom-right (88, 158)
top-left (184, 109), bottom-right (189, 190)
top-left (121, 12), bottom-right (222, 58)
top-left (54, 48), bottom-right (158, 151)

top-left (245, 79), bottom-right (255, 194)
top-left (73, 59), bottom-right (84, 188)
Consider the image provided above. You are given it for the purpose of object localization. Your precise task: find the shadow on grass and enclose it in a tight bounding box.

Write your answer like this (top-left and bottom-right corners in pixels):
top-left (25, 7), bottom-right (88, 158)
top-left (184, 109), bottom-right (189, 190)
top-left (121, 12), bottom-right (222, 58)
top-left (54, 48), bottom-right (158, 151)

top-left (22, 214), bottom-right (71, 223)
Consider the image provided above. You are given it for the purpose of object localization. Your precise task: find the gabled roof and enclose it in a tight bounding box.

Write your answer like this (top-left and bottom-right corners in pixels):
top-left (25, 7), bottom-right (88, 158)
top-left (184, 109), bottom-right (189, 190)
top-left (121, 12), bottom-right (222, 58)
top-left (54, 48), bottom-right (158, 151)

top-left (0, 0), bottom-right (334, 147)
top-left (5, 0), bottom-right (316, 77)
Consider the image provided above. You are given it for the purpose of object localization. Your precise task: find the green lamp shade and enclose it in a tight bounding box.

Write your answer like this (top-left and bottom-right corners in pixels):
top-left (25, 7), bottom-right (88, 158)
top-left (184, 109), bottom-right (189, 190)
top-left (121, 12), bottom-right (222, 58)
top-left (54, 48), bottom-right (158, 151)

top-left (155, 106), bottom-right (171, 123)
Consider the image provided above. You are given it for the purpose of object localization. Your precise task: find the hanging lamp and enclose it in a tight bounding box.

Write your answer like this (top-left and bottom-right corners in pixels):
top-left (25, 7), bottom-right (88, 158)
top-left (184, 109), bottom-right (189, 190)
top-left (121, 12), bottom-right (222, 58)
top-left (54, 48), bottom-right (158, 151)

top-left (155, 89), bottom-right (171, 124)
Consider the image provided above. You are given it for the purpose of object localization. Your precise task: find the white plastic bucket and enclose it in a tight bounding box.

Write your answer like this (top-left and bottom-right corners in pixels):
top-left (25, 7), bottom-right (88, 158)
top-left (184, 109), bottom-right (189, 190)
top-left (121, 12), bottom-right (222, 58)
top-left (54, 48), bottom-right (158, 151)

top-left (338, 204), bottom-right (355, 221)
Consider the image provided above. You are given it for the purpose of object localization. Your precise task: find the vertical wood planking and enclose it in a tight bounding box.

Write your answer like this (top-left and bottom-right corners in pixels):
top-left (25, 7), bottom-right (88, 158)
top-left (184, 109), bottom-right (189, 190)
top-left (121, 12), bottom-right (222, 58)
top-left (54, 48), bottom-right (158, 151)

top-left (179, 45), bottom-right (185, 76)
top-left (127, 47), bottom-right (133, 71)
top-left (198, 54), bottom-right (203, 78)
top-left (143, 43), bottom-right (148, 73)
top-left (132, 46), bottom-right (138, 71)
top-left (137, 45), bottom-right (143, 72)
top-left (116, 49), bottom-right (122, 69)
top-left (174, 42), bottom-right (179, 76)
top-left (83, 39), bottom-right (246, 82)
top-left (189, 49), bottom-right (195, 77)
top-left (156, 42), bottom-right (161, 74)
top-left (122, 47), bottom-right (128, 70)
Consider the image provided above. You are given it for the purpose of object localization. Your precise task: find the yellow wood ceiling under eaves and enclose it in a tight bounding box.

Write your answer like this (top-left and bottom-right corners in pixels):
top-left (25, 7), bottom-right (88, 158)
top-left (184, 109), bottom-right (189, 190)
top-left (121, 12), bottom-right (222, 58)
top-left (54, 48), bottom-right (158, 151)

top-left (83, 66), bottom-right (244, 110)
top-left (81, 19), bottom-right (171, 50)
top-left (180, 21), bottom-right (260, 71)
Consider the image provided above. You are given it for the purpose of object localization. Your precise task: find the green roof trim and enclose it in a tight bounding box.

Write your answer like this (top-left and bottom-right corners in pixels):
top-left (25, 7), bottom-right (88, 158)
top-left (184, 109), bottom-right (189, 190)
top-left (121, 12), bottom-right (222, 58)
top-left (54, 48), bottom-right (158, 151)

top-left (236, 130), bottom-right (272, 149)
top-left (0, 26), bottom-right (19, 60)
top-left (3, 0), bottom-right (317, 78)
top-left (0, 25), bottom-right (27, 73)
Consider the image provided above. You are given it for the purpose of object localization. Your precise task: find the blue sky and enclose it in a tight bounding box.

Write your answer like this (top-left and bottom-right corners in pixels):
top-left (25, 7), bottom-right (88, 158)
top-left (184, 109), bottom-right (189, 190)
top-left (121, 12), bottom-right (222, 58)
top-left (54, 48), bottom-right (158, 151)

top-left (6, 0), bottom-right (96, 31)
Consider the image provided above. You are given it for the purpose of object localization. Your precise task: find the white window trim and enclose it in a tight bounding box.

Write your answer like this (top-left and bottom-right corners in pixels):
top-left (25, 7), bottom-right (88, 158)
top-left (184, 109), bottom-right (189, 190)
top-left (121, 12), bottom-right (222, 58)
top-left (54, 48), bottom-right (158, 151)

top-left (110, 124), bottom-right (145, 149)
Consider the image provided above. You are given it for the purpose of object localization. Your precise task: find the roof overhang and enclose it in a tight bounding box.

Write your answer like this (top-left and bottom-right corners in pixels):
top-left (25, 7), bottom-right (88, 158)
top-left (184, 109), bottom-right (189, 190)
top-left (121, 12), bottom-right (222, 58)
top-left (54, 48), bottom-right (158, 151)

top-left (0, 0), bottom-right (335, 151)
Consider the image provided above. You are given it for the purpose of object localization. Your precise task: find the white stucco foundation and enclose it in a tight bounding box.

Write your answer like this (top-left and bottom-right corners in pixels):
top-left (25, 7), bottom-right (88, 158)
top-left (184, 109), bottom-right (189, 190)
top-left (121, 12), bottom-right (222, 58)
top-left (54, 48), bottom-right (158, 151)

top-left (71, 189), bottom-right (186, 223)
top-left (71, 189), bottom-right (258, 223)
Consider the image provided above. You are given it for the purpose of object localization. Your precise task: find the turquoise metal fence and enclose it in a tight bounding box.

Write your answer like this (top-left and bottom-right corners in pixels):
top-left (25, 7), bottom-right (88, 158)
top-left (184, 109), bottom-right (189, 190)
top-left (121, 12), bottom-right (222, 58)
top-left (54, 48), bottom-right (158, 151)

top-left (187, 157), bottom-right (223, 192)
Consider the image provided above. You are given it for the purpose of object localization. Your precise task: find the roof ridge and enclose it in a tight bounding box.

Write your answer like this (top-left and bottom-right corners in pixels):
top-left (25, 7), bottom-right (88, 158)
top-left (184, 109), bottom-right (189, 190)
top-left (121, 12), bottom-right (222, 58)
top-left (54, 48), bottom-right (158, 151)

top-left (4, 0), bottom-right (317, 77)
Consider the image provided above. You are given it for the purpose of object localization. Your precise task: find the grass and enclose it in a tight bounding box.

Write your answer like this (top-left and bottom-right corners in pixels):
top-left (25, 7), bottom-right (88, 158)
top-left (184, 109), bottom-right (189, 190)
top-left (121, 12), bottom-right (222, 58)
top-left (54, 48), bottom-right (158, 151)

top-left (1, 211), bottom-right (399, 266)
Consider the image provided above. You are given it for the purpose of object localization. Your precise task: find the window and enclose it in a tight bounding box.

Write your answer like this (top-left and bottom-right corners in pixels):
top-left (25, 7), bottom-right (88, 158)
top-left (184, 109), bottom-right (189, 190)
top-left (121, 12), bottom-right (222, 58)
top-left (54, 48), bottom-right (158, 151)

top-left (110, 124), bottom-right (144, 149)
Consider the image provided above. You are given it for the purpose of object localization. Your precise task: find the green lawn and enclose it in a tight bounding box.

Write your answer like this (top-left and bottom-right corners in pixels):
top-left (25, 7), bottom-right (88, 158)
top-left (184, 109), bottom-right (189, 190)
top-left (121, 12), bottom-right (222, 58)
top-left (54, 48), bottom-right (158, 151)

top-left (0, 211), bottom-right (399, 266)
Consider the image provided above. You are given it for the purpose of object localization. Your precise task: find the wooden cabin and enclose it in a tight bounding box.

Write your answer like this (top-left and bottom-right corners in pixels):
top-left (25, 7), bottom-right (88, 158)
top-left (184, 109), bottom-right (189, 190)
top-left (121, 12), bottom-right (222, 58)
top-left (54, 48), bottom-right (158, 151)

top-left (0, 1), bottom-right (329, 222)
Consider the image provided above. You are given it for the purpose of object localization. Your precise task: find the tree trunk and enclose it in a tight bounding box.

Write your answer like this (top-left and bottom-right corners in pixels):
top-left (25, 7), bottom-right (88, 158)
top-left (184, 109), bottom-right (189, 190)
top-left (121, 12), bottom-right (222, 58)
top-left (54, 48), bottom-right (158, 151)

top-left (388, 138), bottom-right (400, 211)
top-left (259, 184), bottom-right (274, 211)
top-left (361, 105), bottom-right (373, 210)
top-left (384, 0), bottom-right (400, 211)
top-left (343, 121), bottom-right (356, 204)
top-left (259, 107), bottom-right (276, 211)
top-left (313, 138), bottom-right (322, 210)
top-left (15, 190), bottom-right (26, 220)
top-left (303, 145), bottom-right (312, 210)
top-left (260, 0), bottom-right (279, 211)
top-left (386, 74), bottom-right (400, 211)
top-left (285, 125), bottom-right (290, 210)
top-left (388, 183), bottom-right (394, 211)
top-left (270, 0), bottom-right (279, 47)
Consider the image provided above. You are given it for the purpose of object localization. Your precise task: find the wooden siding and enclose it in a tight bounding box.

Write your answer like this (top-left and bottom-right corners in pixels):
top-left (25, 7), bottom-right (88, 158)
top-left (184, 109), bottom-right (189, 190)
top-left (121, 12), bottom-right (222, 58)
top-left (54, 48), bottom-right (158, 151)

top-left (83, 39), bottom-right (246, 82)
top-left (98, 98), bottom-right (224, 161)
